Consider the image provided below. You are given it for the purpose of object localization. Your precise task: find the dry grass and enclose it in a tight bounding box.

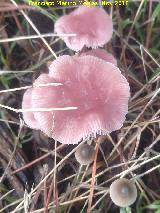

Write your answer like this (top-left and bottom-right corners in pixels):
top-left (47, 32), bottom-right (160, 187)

top-left (0, 0), bottom-right (160, 213)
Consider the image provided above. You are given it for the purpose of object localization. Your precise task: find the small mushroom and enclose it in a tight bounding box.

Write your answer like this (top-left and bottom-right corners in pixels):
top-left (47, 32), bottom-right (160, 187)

top-left (75, 144), bottom-right (95, 165)
top-left (109, 178), bottom-right (137, 207)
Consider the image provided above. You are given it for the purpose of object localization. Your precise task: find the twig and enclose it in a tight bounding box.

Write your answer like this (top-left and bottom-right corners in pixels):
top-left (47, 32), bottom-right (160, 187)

top-left (0, 103), bottom-right (78, 113)
top-left (108, 88), bottom-right (160, 159)
top-left (86, 136), bottom-right (101, 213)
top-left (11, 144), bottom-right (65, 175)
top-left (12, 141), bottom-right (86, 213)
top-left (0, 119), bottom-right (24, 183)
top-left (0, 82), bottom-right (63, 94)
top-left (0, 33), bottom-right (76, 43)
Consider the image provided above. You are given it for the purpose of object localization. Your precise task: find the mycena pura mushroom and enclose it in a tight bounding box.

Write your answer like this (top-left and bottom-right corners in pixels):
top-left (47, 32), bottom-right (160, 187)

top-left (22, 55), bottom-right (130, 144)
top-left (78, 48), bottom-right (117, 66)
top-left (55, 6), bottom-right (113, 51)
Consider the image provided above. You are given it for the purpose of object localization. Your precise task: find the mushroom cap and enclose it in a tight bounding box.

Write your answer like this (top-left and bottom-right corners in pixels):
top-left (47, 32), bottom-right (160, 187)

top-left (22, 55), bottom-right (130, 144)
top-left (55, 6), bottom-right (113, 51)
top-left (75, 144), bottom-right (95, 165)
top-left (79, 49), bottom-right (117, 66)
top-left (109, 178), bottom-right (137, 207)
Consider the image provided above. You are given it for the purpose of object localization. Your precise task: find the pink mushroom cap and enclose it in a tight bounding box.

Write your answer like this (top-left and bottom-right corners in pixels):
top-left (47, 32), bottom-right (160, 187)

top-left (22, 55), bottom-right (130, 144)
top-left (55, 6), bottom-right (113, 51)
top-left (78, 48), bottom-right (117, 66)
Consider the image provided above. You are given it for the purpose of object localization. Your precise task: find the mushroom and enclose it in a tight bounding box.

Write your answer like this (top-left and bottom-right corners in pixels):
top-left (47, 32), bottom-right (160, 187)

top-left (75, 144), bottom-right (95, 165)
top-left (78, 48), bottom-right (117, 66)
top-left (22, 55), bottom-right (130, 144)
top-left (55, 6), bottom-right (113, 51)
top-left (109, 178), bottom-right (137, 207)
